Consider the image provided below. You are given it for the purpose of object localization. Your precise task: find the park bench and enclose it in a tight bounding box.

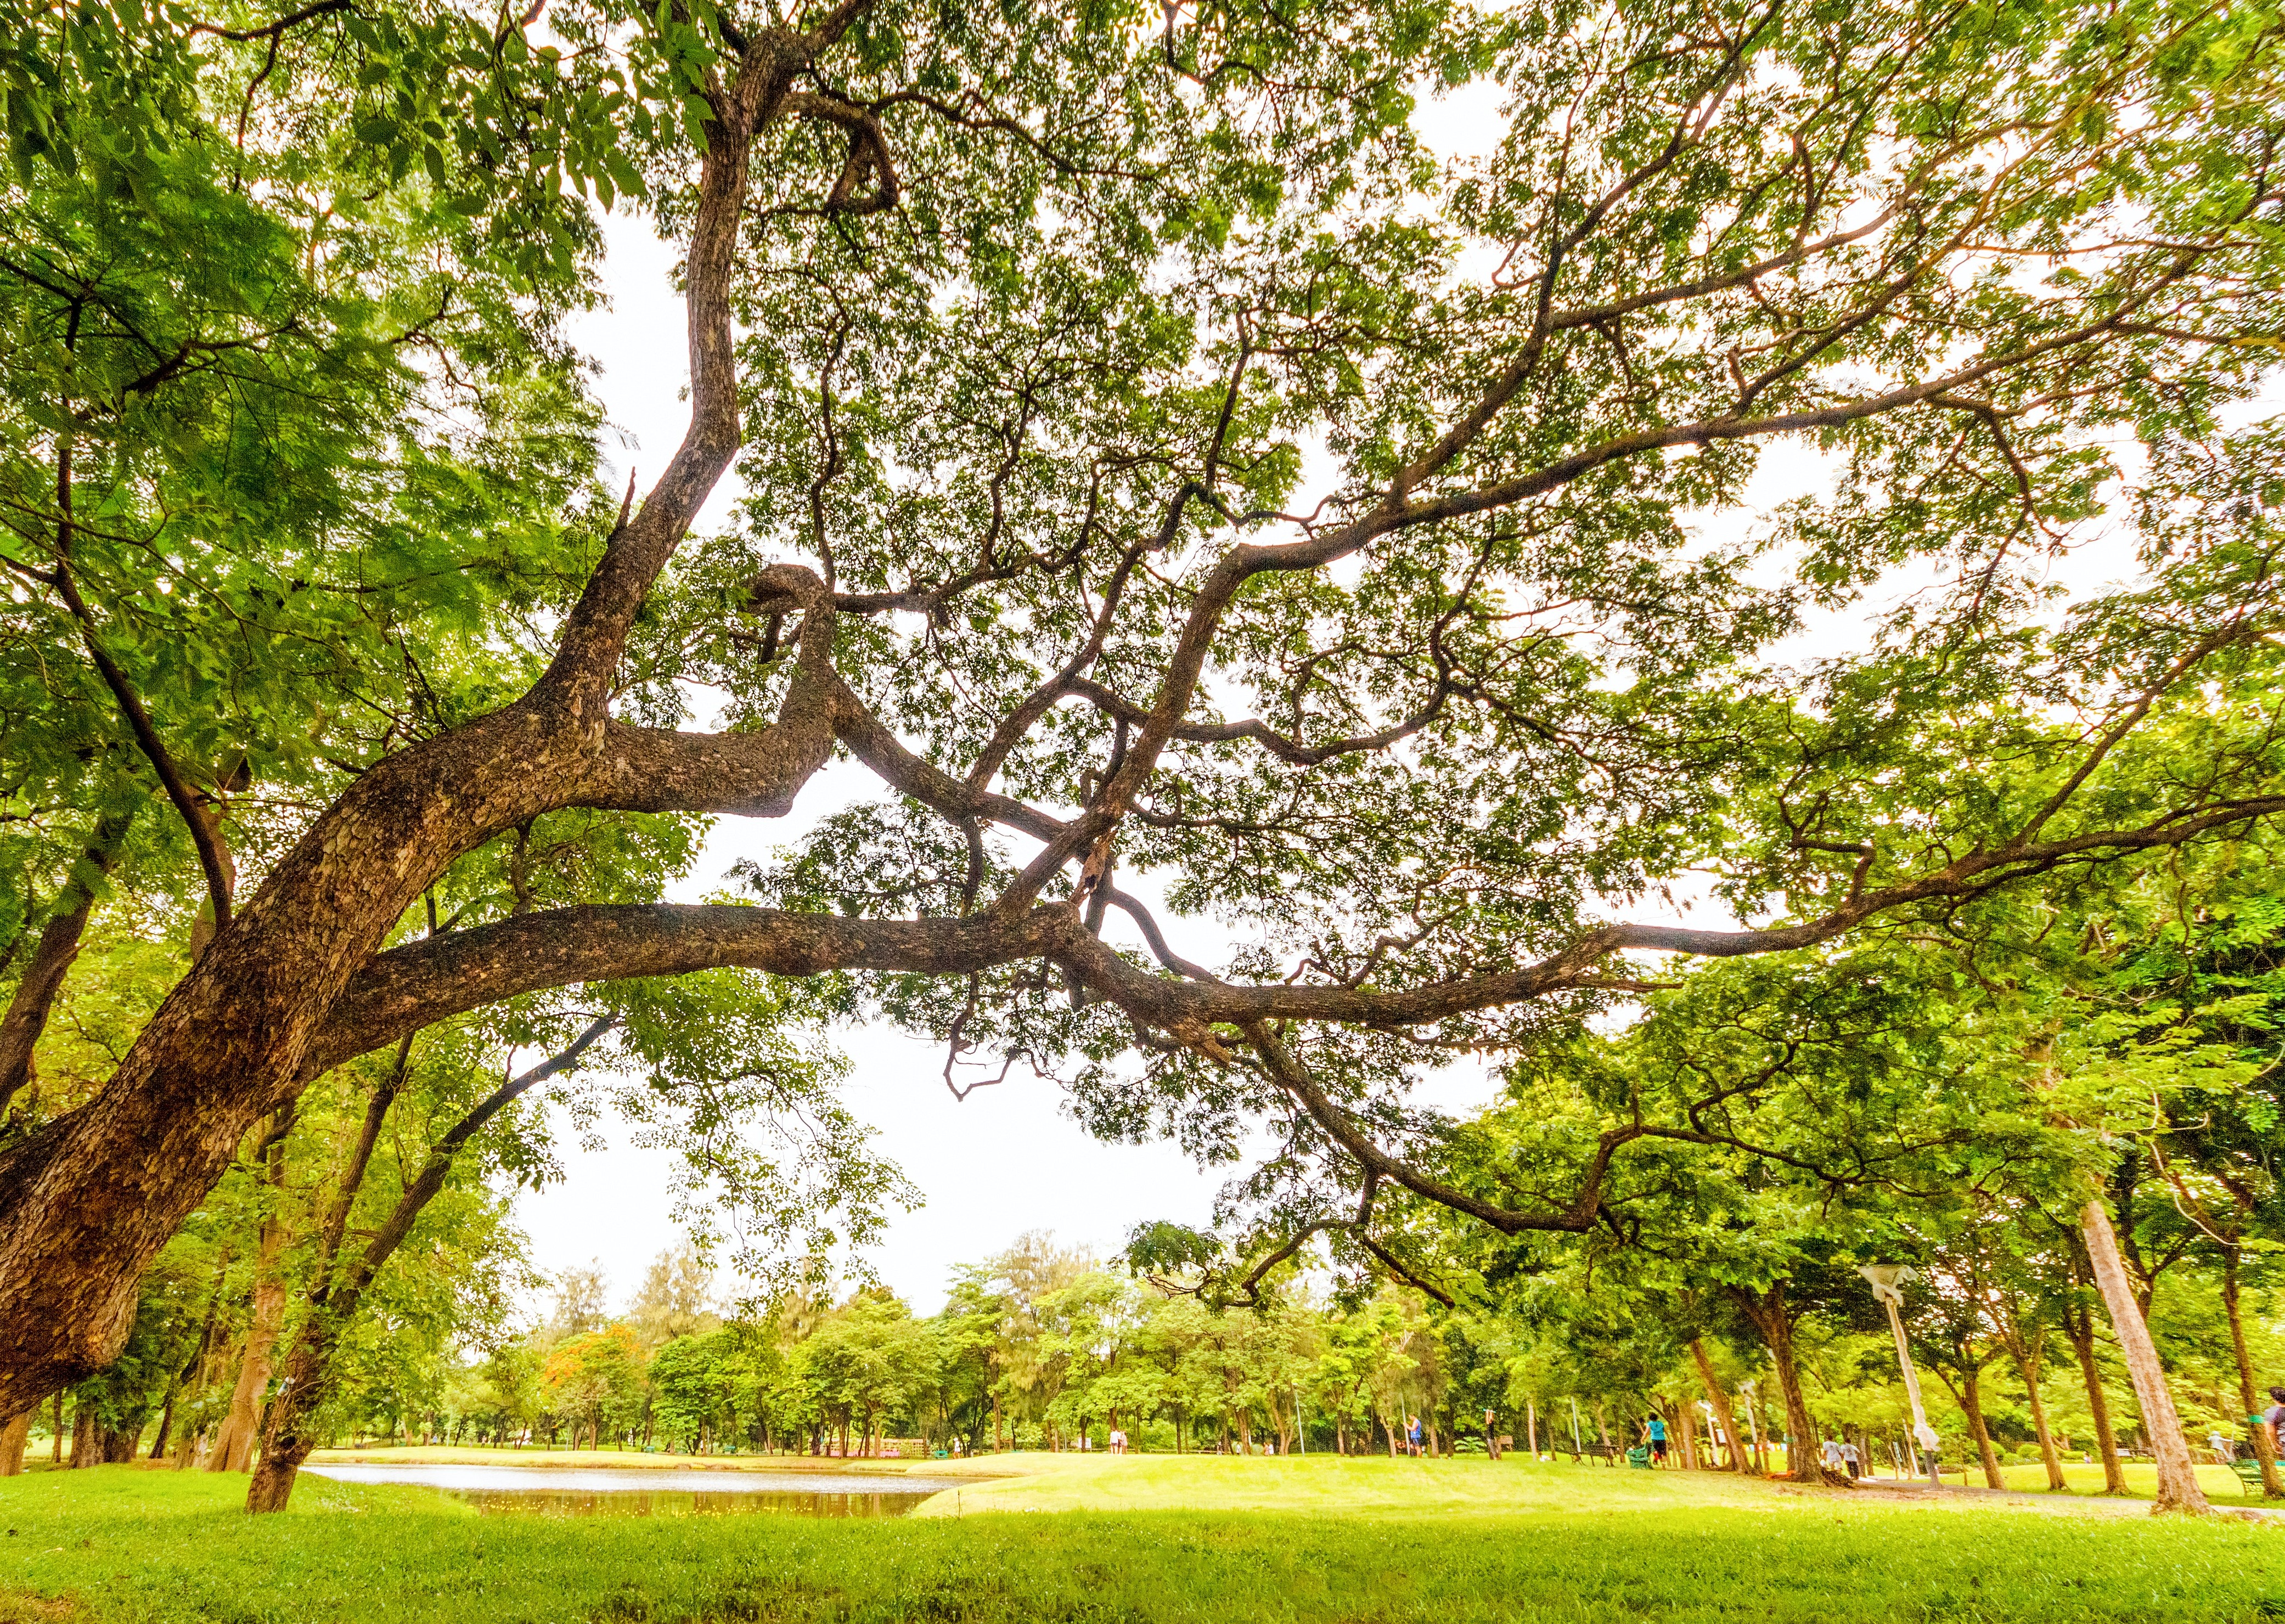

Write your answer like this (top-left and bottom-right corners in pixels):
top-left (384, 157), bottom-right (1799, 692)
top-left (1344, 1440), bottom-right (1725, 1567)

top-left (2226, 1454), bottom-right (2269, 1501)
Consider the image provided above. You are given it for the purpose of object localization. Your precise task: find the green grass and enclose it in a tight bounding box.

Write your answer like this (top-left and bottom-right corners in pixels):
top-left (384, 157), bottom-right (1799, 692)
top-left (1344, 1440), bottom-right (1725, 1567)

top-left (3, 1458), bottom-right (2280, 1623)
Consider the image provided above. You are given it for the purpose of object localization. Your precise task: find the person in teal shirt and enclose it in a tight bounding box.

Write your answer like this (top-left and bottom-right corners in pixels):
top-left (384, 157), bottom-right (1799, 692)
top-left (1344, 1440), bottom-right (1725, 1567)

top-left (1644, 1413), bottom-right (1669, 1464)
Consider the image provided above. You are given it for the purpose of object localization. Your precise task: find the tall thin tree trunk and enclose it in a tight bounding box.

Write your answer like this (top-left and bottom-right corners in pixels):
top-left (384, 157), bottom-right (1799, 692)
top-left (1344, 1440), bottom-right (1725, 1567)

top-left (0, 808), bottom-right (136, 1106)
top-left (2080, 1200), bottom-right (2207, 1514)
top-left (2010, 1343), bottom-right (2068, 1492)
top-left (246, 1020), bottom-right (608, 1513)
top-left (2063, 1297), bottom-right (2129, 1494)
top-left (2222, 1248), bottom-right (2283, 1498)
top-left (210, 1114), bottom-right (292, 1474)
top-left (1690, 1340), bottom-right (1747, 1473)
top-left (1958, 1360), bottom-right (2005, 1488)
top-left (147, 1388), bottom-right (177, 1461)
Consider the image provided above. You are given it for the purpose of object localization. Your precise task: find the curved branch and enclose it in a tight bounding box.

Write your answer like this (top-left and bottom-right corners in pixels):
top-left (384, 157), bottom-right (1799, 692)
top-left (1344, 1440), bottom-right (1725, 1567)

top-left (308, 903), bottom-right (1055, 1077)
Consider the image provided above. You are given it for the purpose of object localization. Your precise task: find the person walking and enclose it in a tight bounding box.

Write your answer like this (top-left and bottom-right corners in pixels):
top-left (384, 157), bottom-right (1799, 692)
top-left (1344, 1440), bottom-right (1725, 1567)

top-left (1644, 1413), bottom-right (1669, 1465)
top-left (1840, 1438), bottom-right (1861, 1479)
top-left (1483, 1408), bottom-right (1500, 1461)
top-left (1406, 1415), bottom-right (1423, 1458)
top-left (2265, 1388), bottom-right (2285, 1456)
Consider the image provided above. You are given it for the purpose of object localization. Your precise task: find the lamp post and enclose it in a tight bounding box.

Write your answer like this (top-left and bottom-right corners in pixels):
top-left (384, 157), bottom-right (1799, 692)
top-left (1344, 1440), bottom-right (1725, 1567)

top-left (1861, 1264), bottom-right (1942, 1487)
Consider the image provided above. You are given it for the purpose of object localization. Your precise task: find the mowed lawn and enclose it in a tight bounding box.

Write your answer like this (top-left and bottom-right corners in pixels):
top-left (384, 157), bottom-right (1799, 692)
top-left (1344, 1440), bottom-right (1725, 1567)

top-left (2, 1455), bottom-right (2281, 1624)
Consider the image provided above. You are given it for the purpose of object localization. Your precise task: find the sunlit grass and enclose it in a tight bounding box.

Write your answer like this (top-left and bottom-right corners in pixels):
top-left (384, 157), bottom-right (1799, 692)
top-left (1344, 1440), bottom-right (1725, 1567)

top-left (2, 1459), bottom-right (2277, 1623)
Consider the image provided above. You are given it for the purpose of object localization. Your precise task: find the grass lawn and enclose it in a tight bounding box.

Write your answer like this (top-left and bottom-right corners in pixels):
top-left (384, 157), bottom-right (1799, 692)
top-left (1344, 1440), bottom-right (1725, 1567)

top-left (2, 1456), bottom-right (2280, 1623)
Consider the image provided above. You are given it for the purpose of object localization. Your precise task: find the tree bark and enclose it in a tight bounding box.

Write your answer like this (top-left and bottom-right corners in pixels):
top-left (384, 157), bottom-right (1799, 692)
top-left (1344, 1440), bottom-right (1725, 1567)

top-left (68, 1397), bottom-right (93, 1467)
top-left (209, 1115), bottom-right (291, 1474)
top-left (0, 808), bottom-right (136, 1106)
top-left (1729, 1284), bottom-right (1843, 1485)
top-left (1689, 1340), bottom-right (1747, 1473)
top-left (2222, 1248), bottom-right (2283, 1498)
top-left (2079, 1200), bottom-right (2208, 1514)
top-left (247, 1021), bottom-right (614, 1511)
top-left (2062, 1295), bottom-right (2130, 1494)
top-left (0, 33), bottom-right (830, 1413)
top-left (1958, 1360), bottom-right (2005, 1488)
top-left (0, 2), bottom-right (2265, 1426)
top-left (0, 1407), bottom-right (30, 1475)
top-left (2010, 1342), bottom-right (2068, 1492)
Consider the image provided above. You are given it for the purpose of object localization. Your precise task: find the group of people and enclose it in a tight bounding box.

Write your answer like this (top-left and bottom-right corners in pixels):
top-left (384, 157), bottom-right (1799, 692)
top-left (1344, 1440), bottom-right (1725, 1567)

top-left (1817, 1436), bottom-right (1869, 1478)
top-left (2211, 1385), bottom-right (2285, 1465)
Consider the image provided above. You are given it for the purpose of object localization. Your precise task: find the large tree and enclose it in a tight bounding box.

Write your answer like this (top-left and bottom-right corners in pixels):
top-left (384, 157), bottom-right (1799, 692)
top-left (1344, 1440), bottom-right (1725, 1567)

top-left (4, 0), bottom-right (2285, 1413)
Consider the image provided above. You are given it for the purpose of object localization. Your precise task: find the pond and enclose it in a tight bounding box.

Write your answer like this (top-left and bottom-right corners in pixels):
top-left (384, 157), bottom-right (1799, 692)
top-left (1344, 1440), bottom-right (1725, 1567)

top-left (302, 1462), bottom-right (968, 1518)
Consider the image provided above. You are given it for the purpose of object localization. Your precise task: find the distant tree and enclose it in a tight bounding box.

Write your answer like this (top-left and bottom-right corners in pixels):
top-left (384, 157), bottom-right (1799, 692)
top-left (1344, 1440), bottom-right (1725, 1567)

top-left (542, 1324), bottom-right (648, 1451)
top-left (630, 1249), bottom-right (719, 1351)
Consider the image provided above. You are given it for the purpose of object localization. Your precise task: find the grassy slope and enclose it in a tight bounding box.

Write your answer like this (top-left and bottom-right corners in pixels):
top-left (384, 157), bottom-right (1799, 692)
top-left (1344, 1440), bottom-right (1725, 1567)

top-left (3, 1460), bottom-right (2278, 1624)
top-left (301, 1442), bottom-right (2270, 1506)
top-left (903, 1449), bottom-right (2272, 1516)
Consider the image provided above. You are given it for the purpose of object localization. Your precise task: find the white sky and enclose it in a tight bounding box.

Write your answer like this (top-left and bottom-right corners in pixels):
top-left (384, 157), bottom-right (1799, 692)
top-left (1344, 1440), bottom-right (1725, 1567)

top-left (514, 89), bottom-right (1539, 1319)
top-left (509, 77), bottom-right (2192, 1321)
top-left (525, 222), bottom-right (1236, 1318)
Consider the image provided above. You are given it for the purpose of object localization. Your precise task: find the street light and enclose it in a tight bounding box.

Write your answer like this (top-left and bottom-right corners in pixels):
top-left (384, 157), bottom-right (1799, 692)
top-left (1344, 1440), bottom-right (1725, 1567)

top-left (1861, 1264), bottom-right (1942, 1487)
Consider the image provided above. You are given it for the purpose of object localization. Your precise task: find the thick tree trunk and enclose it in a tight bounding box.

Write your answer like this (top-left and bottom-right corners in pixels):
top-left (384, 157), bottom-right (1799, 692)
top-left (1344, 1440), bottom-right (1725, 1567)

top-left (1689, 1341), bottom-right (1746, 1473)
top-left (0, 1407), bottom-right (30, 1475)
top-left (0, 57), bottom-right (822, 1414)
top-left (2222, 1249), bottom-right (2284, 1499)
top-left (1730, 1284), bottom-right (1843, 1485)
top-left (68, 1398), bottom-right (93, 1467)
top-left (2080, 1201), bottom-right (2207, 1514)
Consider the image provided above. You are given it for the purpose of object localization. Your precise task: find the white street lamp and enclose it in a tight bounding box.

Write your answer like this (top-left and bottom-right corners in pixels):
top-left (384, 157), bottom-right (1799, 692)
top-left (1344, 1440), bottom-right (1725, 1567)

top-left (1861, 1264), bottom-right (1942, 1487)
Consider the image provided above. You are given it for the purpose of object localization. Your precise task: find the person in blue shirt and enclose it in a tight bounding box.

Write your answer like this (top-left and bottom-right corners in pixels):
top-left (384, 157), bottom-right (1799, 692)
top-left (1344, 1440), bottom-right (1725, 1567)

top-left (1644, 1413), bottom-right (1669, 1464)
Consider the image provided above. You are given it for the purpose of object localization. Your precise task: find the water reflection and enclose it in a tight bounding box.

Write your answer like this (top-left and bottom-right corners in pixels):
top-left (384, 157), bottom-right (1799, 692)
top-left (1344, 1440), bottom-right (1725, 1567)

top-left (445, 1487), bottom-right (935, 1518)
top-left (304, 1462), bottom-right (964, 1518)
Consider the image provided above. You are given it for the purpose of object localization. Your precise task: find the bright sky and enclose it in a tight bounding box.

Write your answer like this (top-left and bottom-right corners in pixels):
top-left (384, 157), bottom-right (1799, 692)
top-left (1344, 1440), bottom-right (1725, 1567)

top-left (509, 76), bottom-right (2184, 1322)
top-left (515, 88), bottom-right (1533, 1320)
top-left (522, 222), bottom-right (1234, 1319)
